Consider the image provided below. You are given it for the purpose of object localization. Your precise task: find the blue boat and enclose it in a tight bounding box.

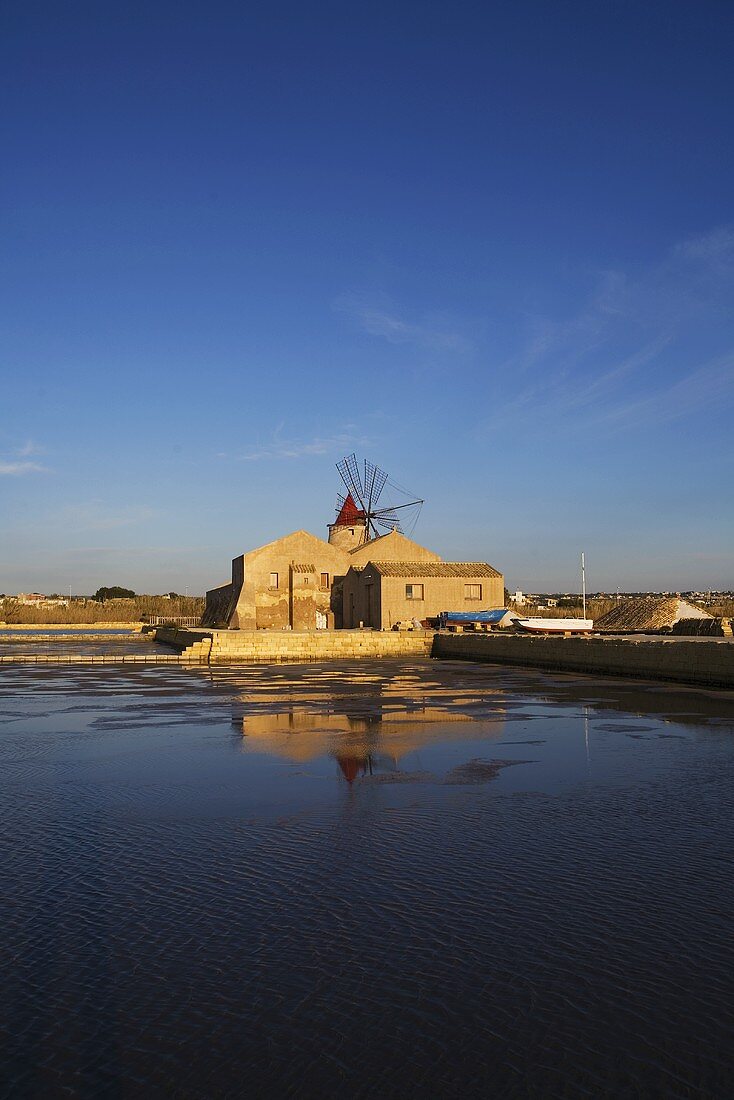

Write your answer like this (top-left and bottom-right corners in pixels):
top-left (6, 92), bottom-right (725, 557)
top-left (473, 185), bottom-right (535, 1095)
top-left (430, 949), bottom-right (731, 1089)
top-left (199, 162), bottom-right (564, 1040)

top-left (438, 609), bottom-right (514, 627)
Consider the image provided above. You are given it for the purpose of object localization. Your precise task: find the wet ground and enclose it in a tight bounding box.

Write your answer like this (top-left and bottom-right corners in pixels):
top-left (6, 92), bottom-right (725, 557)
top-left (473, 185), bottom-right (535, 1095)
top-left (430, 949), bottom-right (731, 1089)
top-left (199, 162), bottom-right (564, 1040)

top-left (2, 657), bottom-right (734, 1097)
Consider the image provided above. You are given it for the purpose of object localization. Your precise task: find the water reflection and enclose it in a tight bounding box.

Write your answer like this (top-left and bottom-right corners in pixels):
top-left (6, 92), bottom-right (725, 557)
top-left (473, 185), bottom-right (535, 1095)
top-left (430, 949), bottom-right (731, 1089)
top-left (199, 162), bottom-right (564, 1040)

top-left (4, 658), bottom-right (734, 1097)
top-left (178, 658), bottom-right (734, 791)
top-left (234, 671), bottom-right (505, 782)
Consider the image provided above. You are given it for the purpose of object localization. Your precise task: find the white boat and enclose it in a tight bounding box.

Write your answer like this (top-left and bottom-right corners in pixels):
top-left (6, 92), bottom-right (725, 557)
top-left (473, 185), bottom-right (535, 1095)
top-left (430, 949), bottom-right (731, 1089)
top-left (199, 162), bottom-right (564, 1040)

top-left (513, 617), bottom-right (593, 634)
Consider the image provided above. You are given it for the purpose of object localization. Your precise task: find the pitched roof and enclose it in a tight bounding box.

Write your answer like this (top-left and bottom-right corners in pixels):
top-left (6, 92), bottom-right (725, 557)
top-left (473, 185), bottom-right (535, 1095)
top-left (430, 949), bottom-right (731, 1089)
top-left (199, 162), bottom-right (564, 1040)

top-left (334, 493), bottom-right (365, 526)
top-left (367, 561), bottom-right (502, 578)
top-left (348, 528), bottom-right (442, 561)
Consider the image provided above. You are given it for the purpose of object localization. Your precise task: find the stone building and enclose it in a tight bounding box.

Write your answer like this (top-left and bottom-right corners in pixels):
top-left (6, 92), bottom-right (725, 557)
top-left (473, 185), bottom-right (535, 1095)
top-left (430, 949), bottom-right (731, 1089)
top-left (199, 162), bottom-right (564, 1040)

top-left (202, 493), bottom-right (504, 630)
top-left (205, 529), bottom-right (352, 631)
top-left (342, 561), bottom-right (505, 630)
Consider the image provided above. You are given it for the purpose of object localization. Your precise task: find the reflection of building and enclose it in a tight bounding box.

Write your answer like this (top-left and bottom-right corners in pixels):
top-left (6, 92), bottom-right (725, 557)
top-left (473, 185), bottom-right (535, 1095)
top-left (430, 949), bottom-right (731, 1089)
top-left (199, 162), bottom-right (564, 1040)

top-left (203, 495), bottom-right (503, 631)
top-left (234, 672), bottom-right (507, 782)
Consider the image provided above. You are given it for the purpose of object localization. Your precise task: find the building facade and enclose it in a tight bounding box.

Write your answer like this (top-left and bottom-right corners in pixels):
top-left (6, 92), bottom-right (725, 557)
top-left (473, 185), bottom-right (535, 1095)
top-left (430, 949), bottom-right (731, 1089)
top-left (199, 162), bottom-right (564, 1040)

top-left (342, 561), bottom-right (505, 629)
top-left (203, 501), bottom-right (504, 630)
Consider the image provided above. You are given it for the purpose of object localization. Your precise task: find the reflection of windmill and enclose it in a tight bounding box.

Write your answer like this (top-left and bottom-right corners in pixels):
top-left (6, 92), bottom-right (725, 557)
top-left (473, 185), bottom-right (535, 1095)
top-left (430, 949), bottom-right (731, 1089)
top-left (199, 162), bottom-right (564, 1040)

top-left (335, 454), bottom-right (424, 542)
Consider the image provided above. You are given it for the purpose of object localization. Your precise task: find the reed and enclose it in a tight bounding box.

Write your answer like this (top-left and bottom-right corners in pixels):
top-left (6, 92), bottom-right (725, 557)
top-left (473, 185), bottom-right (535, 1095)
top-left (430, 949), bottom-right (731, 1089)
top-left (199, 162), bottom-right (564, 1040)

top-left (0, 596), bottom-right (205, 625)
top-left (509, 598), bottom-right (617, 620)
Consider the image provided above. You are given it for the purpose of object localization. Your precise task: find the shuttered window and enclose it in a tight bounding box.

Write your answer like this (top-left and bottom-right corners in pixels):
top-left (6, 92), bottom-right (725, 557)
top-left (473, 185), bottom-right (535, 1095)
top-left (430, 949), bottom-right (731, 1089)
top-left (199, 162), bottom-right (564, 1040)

top-left (465, 584), bottom-right (482, 600)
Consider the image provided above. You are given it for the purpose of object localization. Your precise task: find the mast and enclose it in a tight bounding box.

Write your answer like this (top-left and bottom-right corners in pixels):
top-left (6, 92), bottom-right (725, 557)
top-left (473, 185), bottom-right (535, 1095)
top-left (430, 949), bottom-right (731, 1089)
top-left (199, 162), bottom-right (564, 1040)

top-left (581, 552), bottom-right (586, 620)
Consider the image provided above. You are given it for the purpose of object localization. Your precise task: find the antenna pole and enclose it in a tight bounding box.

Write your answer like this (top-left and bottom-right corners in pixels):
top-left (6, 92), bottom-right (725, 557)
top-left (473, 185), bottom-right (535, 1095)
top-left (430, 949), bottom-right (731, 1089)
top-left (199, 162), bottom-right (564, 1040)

top-left (581, 552), bottom-right (586, 619)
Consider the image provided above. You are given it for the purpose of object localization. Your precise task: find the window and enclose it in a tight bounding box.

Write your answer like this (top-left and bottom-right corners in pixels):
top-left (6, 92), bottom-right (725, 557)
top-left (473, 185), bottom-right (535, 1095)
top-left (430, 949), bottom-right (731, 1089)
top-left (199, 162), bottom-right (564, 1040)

top-left (269, 573), bottom-right (278, 589)
top-left (465, 583), bottom-right (482, 600)
top-left (405, 583), bottom-right (424, 600)
top-left (320, 572), bottom-right (329, 588)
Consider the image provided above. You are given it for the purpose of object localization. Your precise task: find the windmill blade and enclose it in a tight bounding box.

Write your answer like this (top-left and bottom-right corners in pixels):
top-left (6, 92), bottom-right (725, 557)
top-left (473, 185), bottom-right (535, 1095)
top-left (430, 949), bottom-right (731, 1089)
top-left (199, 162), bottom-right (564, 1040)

top-left (363, 460), bottom-right (378, 514)
top-left (336, 492), bottom-right (346, 511)
top-left (336, 454), bottom-right (366, 510)
top-left (335, 454), bottom-right (423, 543)
top-left (364, 461), bottom-right (388, 508)
top-left (373, 499), bottom-right (423, 516)
top-left (406, 500), bottom-right (423, 537)
top-left (375, 508), bottom-right (402, 533)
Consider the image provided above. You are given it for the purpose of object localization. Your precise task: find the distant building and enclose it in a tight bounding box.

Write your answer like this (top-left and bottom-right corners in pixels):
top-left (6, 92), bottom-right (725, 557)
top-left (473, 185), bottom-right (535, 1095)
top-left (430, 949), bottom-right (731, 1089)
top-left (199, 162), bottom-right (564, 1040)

top-left (15, 593), bottom-right (68, 607)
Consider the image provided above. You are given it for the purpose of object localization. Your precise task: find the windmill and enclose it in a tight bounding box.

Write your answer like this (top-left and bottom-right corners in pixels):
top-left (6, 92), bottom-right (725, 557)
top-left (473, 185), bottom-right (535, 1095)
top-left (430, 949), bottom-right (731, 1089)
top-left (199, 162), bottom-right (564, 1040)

top-left (335, 454), bottom-right (424, 542)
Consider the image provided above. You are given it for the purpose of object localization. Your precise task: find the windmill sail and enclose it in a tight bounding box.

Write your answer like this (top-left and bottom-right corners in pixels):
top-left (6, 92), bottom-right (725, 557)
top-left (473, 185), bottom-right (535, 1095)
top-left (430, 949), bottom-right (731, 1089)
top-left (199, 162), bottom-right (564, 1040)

top-left (334, 454), bottom-right (423, 542)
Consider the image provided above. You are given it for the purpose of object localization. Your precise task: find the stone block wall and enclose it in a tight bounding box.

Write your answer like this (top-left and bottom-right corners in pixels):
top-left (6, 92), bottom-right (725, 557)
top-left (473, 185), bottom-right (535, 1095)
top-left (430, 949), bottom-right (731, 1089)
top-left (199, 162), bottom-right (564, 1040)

top-left (433, 633), bottom-right (734, 689)
top-left (155, 625), bottom-right (433, 662)
top-left (205, 630), bottom-right (434, 663)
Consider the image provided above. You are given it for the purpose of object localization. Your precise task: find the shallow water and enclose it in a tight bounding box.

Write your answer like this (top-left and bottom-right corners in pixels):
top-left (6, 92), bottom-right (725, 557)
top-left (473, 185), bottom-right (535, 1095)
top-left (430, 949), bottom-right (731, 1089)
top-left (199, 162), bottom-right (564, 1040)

top-left (0, 629), bottom-right (136, 635)
top-left (0, 633), bottom-right (154, 657)
top-left (2, 658), bottom-right (734, 1097)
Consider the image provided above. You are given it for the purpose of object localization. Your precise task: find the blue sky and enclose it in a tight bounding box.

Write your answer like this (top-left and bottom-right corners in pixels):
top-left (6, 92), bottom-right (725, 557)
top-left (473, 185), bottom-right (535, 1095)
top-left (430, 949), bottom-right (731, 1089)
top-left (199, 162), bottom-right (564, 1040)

top-left (2, 1), bottom-right (733, 595)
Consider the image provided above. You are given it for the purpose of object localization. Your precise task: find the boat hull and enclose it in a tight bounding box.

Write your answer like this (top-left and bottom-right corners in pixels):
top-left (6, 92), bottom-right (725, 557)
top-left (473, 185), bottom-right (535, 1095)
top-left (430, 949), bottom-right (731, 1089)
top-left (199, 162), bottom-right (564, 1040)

top-left (513, 618), bottom-right (594, 634)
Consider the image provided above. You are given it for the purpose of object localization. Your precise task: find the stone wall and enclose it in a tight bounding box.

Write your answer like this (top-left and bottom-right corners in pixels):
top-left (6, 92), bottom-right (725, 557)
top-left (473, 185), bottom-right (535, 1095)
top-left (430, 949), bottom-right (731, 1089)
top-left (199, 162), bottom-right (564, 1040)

top-left (201, 582), bottom-right (239, 628)
top-left (203, 526), bottom-right (454, 631)
top-left (672, 617), bottom-right (732, 638)
top-left (433, 633), bottom-right (734, 689)
top-left (379, 574), bottom-right (504, 630)
top-left (232, 530), bottom-right (348, 631)
top-left (155, 626), bottom-right (433, 662)
top-left (342, 567), bottom-right (505, 629)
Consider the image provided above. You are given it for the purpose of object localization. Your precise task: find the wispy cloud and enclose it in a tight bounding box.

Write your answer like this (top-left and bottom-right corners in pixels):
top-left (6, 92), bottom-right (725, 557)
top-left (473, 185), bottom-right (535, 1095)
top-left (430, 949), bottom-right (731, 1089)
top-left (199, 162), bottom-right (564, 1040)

top-left (334, 294), bottom-right (474, 354)
top-left (219, 425), bottom-right (372, 462)
top-left (63, 545), bottom-right (206, 557)
top-left (674, 225), bottom-right (734, 264)
top-left (0, 440), bottom-right (49, 475)
top-left (17, 439), bottom-right (44, 457)
top-left (481, 225), bottom-right (734, 434)
top-left (59, 503), bottom-right (158, 530)
top-left (0, 461), bottom-right (48, 476)
top-left (600, 351), bottom-right (734, 428)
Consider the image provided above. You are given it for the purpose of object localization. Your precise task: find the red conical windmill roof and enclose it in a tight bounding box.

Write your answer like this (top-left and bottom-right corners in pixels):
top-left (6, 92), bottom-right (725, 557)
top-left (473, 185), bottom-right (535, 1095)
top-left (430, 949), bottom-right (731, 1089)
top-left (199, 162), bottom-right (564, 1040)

top-left (335, 492), bottom-right (365, 526)
top-left (337, 755), bottom-right (365, 783)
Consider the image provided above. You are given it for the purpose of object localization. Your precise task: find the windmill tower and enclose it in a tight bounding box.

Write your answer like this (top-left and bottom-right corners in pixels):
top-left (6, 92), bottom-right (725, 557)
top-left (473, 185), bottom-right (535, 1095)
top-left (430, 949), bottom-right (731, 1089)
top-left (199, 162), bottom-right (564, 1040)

top-left (328, 454), bottom-right (424, 551)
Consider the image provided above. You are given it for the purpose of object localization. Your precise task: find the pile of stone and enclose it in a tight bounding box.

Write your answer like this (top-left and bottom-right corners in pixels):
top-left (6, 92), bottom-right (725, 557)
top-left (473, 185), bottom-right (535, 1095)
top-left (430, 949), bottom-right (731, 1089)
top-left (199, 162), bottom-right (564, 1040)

top-left (672, 617), bottom-right (732, 637)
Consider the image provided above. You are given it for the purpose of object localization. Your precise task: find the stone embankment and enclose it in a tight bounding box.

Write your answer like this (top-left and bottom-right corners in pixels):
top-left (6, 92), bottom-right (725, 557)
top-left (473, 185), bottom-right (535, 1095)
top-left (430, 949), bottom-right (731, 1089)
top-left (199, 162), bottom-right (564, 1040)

top-left (432, 633), bottom-right (734, 689)
top-left (0, 622), bottom-right (146, 632)
top-left (155, 626), bottom-right (434, 663)
top-left (0, 653), bottom-right (183, 664)
top-left (4, 626), bottom-right (732, 687)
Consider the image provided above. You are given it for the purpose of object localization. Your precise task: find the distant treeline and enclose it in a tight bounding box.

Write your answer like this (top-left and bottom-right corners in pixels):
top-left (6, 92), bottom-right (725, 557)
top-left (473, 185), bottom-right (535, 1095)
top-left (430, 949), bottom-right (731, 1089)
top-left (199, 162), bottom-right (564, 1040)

top-left (702, 598), bottom-right (734, 618)
top-left (0, 595), bottom-right (205, 625)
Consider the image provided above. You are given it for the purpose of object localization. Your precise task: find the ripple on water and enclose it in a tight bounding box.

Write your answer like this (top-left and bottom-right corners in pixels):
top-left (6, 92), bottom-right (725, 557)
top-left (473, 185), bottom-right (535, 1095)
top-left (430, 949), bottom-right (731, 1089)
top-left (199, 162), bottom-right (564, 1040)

top-left (2, 658), bottom-right (734, 1097)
